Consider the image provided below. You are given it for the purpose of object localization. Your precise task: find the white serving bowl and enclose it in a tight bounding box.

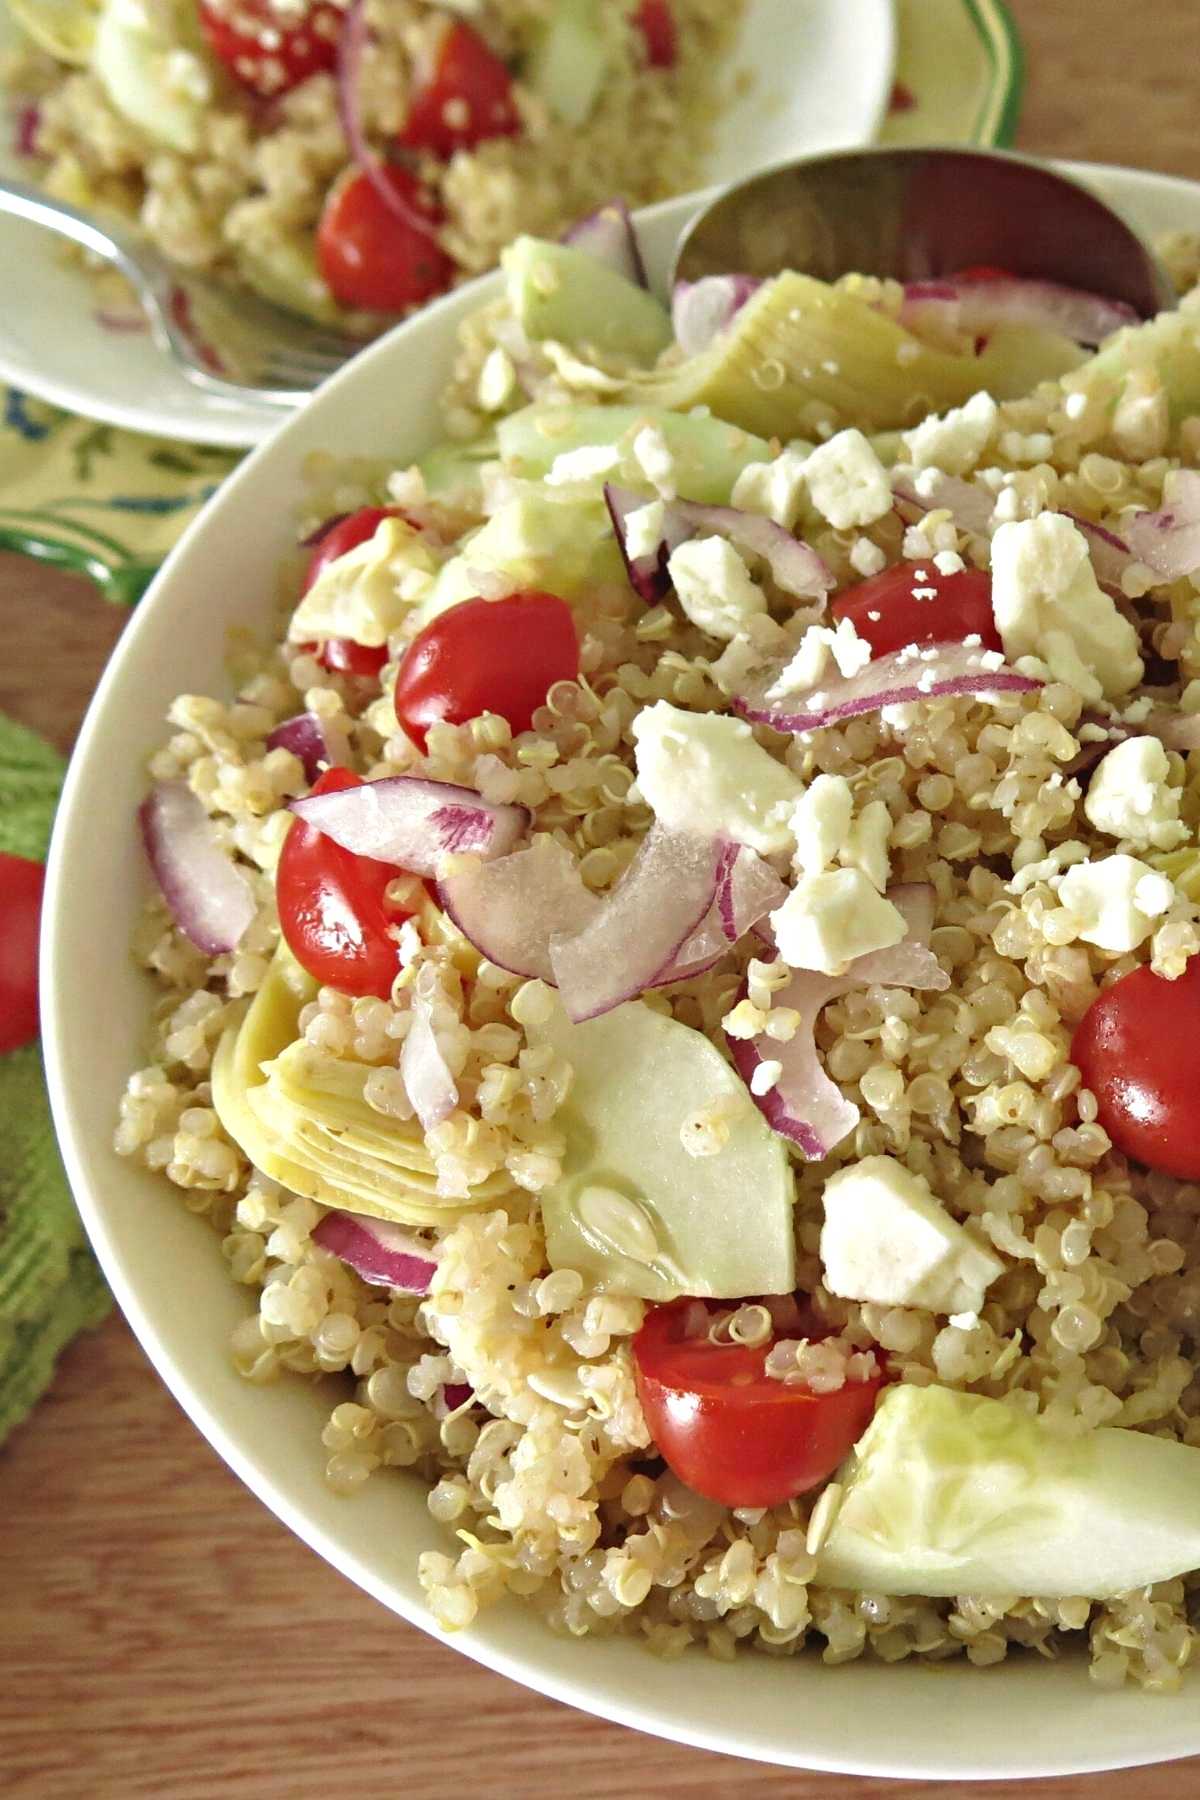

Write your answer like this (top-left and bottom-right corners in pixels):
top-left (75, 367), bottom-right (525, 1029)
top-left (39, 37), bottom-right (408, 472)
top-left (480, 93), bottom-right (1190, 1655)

top-left (43, 163), bottom-right (1200, 1781)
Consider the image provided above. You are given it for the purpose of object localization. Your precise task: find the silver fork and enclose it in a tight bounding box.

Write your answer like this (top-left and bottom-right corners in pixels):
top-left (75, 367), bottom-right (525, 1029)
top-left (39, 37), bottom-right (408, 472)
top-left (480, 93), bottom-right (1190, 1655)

top-left (0, 175), bottom-right (365, 406)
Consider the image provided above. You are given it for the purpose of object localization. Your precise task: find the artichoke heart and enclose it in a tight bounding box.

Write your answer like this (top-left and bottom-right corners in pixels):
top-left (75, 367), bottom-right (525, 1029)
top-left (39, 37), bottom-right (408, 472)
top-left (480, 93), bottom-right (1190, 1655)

top-left (623, 273), bottom-right (1085, 438)
top-left (211, 945), bottom-right (513, 1227)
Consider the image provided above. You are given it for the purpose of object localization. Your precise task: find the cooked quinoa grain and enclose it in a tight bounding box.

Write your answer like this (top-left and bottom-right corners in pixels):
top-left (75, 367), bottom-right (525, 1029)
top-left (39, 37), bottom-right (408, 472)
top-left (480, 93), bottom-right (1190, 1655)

top-left (113, 235), bottom-right (1200, 1693)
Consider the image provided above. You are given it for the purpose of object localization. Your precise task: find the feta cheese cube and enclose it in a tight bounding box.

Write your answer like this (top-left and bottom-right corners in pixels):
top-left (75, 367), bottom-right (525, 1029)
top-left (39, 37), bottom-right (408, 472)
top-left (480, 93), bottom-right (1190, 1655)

top-left (849, 536), bottom-right (887, 577)
top-left (623, 500), bottom-right (665, 564)
top-left (1057, 853), bottom-right (1174, 952)
top-left (667, 536), bottom-right (767, 641)
top-left (803, 429), bottom-right (892, 530)
top-left (730, 444), bottom-right (813, 529)
top-left (820, 1155), bottom-right (1004, 1315)
top-left (545, 443), bottom-right (621, 485)
top-left (839, 799), bottom-right (892, 892)
top-left (791, 774), bottom-right (854, 876)
top-left (1083, 734), bottom-right (1187, 851)
top-left (766, 617), bottom-right (873, 699)
top-left (990, 513), bottom-right (1143, 702)
top-left (902, 391), bottom-right (998, 476)
top-left (770, 868), bottom-right (905, 975)
top-left (632, 425), bottom-right (676, 498)
top-left (631, 700), bottom-right (803, 856)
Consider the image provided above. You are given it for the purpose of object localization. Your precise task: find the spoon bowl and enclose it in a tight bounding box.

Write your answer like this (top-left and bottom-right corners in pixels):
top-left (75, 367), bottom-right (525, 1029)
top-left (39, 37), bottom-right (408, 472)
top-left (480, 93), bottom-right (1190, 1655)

top-left (673, 145), bottom-right (1176, 317)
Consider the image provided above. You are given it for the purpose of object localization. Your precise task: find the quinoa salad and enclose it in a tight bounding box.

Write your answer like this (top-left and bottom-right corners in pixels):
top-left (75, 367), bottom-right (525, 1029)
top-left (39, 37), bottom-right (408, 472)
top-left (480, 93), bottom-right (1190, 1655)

top-left (3, 0), bottom-right (741, 326)
top-left (115, 217), bottom-right (1200, 1688)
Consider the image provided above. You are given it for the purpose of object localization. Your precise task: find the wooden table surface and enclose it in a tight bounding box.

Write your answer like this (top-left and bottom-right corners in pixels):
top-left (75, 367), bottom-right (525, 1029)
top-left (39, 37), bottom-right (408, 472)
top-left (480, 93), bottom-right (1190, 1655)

top-left (5, 4), bottom-right (1200, 1794)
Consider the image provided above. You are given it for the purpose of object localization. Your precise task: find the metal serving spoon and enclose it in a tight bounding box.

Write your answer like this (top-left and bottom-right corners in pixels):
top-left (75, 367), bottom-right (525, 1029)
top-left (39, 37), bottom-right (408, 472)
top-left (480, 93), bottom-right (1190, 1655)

top-left (672, 145), bottom-right (1175, 317)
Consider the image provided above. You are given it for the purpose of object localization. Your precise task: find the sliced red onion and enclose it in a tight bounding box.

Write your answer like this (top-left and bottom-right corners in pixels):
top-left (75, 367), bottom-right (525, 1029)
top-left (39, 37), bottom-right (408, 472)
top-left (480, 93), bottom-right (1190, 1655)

top-left (312, 1210), bottom-right (437, 1292)
top-left (435, 1381), bottom-right (474, 1418)
top-left (892, 472), bottom-right (997, 537)
top-left (1127, 471), bottom-right (1200, 581)
top-left (14, 101), bottom-right (39, 158)
top-left (437, 838), bottom-right (599, 982)
top-left (138, 782), bottom-right (256, 955)
top-left (729, 884), bottom-right (947, 1158)
top-left (337, 2), bottom-right (441, 243)
top-left (603, 484), bottom-right (693, 603)
top-left (671, 275), bottom-right (761, 357)
top-left (290, 775), bottom-right (528, 875)
top-left (718, 846), bottom-right (788, 941)
top-left (561, 199), bottom-right (648, 288)
top-left (898, 275), bottom-right (1137, 348)
top-left (549, 824), bottom-right (724, 1022)
top-left (734, 639), bottom-right (1040, 734)
top-left (94, 306), bottom-right (149, 334)
top-left (401, 964), bottom-right (458, 1132)
top-left (266, 713), bottom-right (336, 784)
top-left (605, 484), bottom-right (832, 603)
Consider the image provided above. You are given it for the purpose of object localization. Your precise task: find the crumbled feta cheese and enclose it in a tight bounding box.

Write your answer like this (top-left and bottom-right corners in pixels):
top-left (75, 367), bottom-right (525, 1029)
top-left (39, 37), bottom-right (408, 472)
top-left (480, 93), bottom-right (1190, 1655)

top-left (1063, 390), bottom-right (1088, 421)
top-left (1057, 854), bottom-right (1174, 952)
top-left (849, 536), bottom-right (887, 577)
top-left (932, 549), bottom-right (965, 576)
top-left (1007, 839), bottom-right (1088, 896)
top-left (730, 444), bottom-right (813, 529)
top-left (287, 517), bottom-right (435, 647)
top-left (802, 429), bottom-right (892, 530)
top-left (666, 536), bottom-right (767, 641)
top-left (623, 500), bottom-right (665, 564)
top-left (820, 1155), bottom-right (1004, 1315)
top-left (631, 425), bottom-right (676, 497)
top-left (990, 513), bottom-right (1143, 702)
top-left (631, 701), bottom-right (802, 856)
top-left (477, 347), bottom-right (517, 412)
top-left (749, 1059), bottom-right (783, 1097)
top-left (902, 391), bottom-right (998, 476)
top-left (770, 869), bottom-right (905, 975)
top-left (839, 799), bottom-right (892, 893)
top-left (545, 443), bottom-right (621, 486)
top-left (790, 774), bottom-right (854, 876)
top-left (1083, 735), bottom-right (1187, 851)
top-left (766, 617), bottom-right (873, 698)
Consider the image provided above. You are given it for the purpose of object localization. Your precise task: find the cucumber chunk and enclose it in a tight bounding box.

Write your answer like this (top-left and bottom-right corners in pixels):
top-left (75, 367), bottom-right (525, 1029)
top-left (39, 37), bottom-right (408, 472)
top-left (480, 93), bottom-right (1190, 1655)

top-left (536, 998), bottom-right (795, 1301)
top-left (525, 0), bottom-right (609, 127)
top-left (502, 237), bottom-right (672, 363)
top-left (817, 1383), bottom-right (1200, 1599)
top-left (497, 403), bottom-right (771, 505)
top-left (413, 488), bottom-right (625, 627)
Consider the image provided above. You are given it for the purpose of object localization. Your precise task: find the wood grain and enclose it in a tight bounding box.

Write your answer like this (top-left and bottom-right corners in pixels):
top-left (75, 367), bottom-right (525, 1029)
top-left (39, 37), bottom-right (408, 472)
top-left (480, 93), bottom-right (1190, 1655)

top-left (5, 5), bottom-right (1200, 1792)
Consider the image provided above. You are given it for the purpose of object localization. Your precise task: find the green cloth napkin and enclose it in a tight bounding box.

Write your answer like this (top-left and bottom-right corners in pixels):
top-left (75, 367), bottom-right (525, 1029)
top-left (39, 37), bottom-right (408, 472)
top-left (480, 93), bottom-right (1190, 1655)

top-left (0, 714), bottom-right (110, 1447)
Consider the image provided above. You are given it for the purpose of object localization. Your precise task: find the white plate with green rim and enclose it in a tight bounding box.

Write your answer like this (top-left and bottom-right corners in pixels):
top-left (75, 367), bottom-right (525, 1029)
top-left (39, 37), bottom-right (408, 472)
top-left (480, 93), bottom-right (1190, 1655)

top-left (0, 0), bottom-right (895, 447)
top-left (43, 157), bottom-right (1200, 1780)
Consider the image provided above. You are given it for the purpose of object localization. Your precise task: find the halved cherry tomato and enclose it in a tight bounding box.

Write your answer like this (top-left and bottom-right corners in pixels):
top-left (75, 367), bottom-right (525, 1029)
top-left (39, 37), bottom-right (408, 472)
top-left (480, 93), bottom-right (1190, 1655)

top-left (316, 167), bottom-right (454, 314)
top-left (831, 559), bottom-right (1002, 659)
top-left (632, 1301), bottom-right (885, 1508)
top-left (635, 0), bottom-right (679, 69)
top-left (394, 591), bottom-right (579, 752)
top-left (398, 20), bottom-right (519, 158)
top-left (300, 506), bottom-right (416, 678)
top-left (276, 768), bottom-right (413, 997)
top-left (0, 851), bottom-right (44, 1055)
top-left (1072, 959), bottom-right (1200, 1178)
top-left (198, 1), bottom-right (340, 97)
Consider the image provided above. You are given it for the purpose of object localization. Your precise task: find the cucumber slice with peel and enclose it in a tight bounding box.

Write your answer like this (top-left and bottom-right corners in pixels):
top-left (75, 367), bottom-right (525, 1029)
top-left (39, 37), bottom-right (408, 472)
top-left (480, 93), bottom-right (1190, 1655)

top-left (536, 998), bottom-right (795, 1302)
top-left (497, 403), bottom-right (772, 505)
top-left (502, 237), bottom-right (672, 363)
top-left (817, 1383), bottom-right (1200, 1600)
